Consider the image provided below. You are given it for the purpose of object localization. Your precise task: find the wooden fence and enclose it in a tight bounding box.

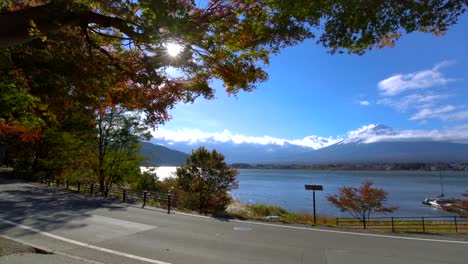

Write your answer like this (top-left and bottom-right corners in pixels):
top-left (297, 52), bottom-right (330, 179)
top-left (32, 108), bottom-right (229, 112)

top-left (39, 178), bottom-right (173, 214)
top-left (336, 216), bottom-right (468, 233)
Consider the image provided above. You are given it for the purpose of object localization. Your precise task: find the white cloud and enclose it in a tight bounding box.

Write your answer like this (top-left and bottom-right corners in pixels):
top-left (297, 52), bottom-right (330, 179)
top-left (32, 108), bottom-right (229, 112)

top-left (440, 110), bottom-right (468, 121)
top-left (359, 101), bottom-right (370, 106)
top-left (151, 125), bottom-right (468, 149)
top-left (377, 93), bottom-right (447, 112)
top-left (151, 128), bottom-right (341, 149)
top-left (409, 105), bottom-right (455, 120)
top-left (378, 61), bottom-right (454, 96)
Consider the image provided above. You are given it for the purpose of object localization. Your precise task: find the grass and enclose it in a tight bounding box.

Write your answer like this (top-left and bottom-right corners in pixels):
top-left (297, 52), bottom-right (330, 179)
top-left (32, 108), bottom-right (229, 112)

top-left (225, 201), bottom-right (468, 233)
top-left (225, 201), bottom-right (335, 226)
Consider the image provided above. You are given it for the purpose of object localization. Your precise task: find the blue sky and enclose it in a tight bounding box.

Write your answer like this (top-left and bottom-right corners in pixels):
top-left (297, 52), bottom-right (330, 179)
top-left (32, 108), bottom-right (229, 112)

top-left (153, 15), bottom-right (468, 146)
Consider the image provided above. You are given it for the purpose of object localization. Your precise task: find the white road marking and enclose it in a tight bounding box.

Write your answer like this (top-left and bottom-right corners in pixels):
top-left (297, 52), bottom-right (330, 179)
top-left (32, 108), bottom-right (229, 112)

top-left (176, 212), bottom-right (468, 244)
top-left (0, 218), bottom-right (172, 264)
top-left (1, 234), bottom-right (106, 264)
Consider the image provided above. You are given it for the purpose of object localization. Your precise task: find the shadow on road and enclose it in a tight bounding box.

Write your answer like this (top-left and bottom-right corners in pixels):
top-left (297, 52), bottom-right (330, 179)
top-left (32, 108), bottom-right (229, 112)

top-left (0, 177), bottom-right (127, 238)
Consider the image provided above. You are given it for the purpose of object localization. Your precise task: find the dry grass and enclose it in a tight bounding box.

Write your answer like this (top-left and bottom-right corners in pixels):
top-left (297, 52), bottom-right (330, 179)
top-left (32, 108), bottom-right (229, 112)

top-left (225, 201), bottom-right (468, 233)
top-left (225, 201), bottom-right (334, 226)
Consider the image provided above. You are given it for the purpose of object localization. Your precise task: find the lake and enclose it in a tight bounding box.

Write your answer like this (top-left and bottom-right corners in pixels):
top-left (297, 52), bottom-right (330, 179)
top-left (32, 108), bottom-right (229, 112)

top-left (230, 169), bottom-right (468, 217)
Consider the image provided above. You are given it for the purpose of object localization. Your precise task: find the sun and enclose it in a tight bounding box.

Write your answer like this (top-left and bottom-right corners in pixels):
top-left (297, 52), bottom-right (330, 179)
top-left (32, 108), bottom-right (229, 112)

top-left (166, 42), bottom-right (183, 57)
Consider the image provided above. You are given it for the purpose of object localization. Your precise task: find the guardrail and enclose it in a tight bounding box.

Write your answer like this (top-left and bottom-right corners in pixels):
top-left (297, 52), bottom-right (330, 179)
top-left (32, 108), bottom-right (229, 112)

top-left (38, 178), bottom-right (173, 214)
top-left (336, 216), bottom-right (467, 233)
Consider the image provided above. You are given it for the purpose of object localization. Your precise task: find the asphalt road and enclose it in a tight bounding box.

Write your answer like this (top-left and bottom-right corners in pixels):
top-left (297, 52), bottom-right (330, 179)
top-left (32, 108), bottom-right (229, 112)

top-left (0, 178), bottom-right (467, 264)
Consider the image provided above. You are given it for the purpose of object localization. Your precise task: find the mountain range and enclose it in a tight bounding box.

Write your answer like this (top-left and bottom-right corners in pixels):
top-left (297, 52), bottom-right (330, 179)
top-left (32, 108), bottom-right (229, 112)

top-left (140, 141), bottom-right (188, 166)
top-left (147, 124), bottom-right (468, 165)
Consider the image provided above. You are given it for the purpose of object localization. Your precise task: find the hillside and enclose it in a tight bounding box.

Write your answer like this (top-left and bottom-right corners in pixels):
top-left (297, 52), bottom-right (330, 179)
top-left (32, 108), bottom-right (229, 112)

top-left (140, 141), bottom-right (188, 166)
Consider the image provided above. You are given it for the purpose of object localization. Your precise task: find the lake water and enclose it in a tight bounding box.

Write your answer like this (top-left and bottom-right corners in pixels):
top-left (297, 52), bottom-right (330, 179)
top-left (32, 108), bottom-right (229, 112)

top-left (230, 169), bottom-right (468, 217)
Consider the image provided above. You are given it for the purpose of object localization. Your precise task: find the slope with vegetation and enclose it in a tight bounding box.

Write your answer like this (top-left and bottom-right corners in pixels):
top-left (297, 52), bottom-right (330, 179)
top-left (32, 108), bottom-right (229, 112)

top-left (140, 141), bottom-right (188, 166)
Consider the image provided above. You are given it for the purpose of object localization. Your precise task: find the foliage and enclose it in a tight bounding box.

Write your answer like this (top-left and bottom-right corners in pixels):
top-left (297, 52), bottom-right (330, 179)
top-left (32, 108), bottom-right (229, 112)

top-left (1, 1), bottom-right (466, 186)
top-left (126, 168), bottom-right (159, 192)
top-left (327, 180), bottom-right (398, 228)
top-left (176, 146), bottom-right (238, 214)
top-left (93, 107), bottom-right (150, 194)
top-left (37, 127), bottom-right (94, 182)
top-left (1, 0), bottom-right (466, 130)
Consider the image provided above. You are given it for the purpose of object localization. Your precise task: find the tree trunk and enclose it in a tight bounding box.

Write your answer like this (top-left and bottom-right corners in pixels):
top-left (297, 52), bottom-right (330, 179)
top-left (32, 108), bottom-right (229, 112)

top-left (199, 191), bottom-right (203, 214)
top-left (99, 178), bottom-right (105, 194)
top-left (0, 144), bottom-right (6, 166)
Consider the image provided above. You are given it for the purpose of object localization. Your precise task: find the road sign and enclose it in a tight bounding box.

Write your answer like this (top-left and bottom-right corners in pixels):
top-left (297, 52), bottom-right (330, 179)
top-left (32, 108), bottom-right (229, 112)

top-left (304, 184), bottom-right (324, 224)
top-left (305, 184), bottom-right (323, 191)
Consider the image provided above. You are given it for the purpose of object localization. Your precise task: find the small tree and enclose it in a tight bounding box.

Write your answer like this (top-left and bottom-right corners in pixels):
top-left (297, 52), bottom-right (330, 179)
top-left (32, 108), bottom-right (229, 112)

top-left (93, 107), bottom-right (150, 195)
top-left (176, 147), bottom-right (238, 214)
top-left (327, 180), bottom-right (398, 229)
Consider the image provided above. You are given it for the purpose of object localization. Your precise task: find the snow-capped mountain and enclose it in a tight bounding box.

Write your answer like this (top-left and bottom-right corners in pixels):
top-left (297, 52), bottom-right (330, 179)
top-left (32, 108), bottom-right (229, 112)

top-left (337, 124), bottom-right (398, 145)
top-left (150, 138), bottom-right (315, 164)
top-left (293, 124), bottom-right (468, 164)
top-left (150, 124), bottom-right (468, 164)
top-left (150, 129), bottom-right (339, 163)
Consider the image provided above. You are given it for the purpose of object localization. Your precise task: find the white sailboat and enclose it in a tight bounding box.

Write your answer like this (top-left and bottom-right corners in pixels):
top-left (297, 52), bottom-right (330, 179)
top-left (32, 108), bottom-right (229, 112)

top-left (422, 171), bottom-right (456, 208)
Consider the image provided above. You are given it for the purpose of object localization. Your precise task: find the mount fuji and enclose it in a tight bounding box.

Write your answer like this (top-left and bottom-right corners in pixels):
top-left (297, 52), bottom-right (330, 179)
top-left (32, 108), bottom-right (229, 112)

top-left (150, 124), bottom-right (468, 164)
top-left (290, 124), bottom-right (468, 164)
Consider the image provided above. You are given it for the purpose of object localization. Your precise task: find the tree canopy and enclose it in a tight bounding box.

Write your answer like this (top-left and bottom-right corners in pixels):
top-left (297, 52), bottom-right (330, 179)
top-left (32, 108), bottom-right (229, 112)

top-left (176, 146), bottom-right (238, 213)
top-left (1, 0), bottom-right (467, 130)
top-left (327, 180), bottom-right (398, 228)
top-left (1, 1), bottom-right (467, 178)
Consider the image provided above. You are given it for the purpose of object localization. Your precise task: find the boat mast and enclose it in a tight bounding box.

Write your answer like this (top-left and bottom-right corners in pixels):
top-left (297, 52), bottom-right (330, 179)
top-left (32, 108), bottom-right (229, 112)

top-left (439, 170), bottom-right (445, 197)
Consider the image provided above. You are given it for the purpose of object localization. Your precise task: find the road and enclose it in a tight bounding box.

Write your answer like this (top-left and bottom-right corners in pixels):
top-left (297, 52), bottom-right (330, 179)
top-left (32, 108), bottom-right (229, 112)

top-left (0, 177), bottom-right (467, 264)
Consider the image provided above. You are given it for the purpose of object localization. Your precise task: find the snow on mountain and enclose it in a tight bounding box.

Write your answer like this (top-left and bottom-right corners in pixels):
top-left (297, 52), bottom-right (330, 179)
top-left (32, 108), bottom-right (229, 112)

top-left (151, 138), bottom-right (314, 164)
top-left (295, 124), bottom-right (468, 164)
top-left (338, 124), bottom-right (398, 144)
top-left (151, 125), bottom-right (468, 164)
top-left (151, 128), bottom-right (339, 150)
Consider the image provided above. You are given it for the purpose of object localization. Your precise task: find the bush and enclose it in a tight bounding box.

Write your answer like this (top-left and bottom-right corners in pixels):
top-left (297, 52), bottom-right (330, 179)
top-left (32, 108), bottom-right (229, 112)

top-left (248, 203), bottom-right (287, 217)
top-left (176, 147), bottom-right (238, 214)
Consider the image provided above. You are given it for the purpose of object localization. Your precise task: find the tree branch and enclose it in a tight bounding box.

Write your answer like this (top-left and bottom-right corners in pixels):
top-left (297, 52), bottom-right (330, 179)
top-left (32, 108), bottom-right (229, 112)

top-left (0, 1), bottom-right (143, 48)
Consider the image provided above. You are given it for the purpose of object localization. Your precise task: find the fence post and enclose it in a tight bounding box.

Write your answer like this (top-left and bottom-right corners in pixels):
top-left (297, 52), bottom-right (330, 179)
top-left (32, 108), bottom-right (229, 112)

top-left (142, 191), bottom-right (147, 208)
top-left (336, 218), bottom-right (339, 227)
top-left (363, 217), bottom-right (366, 229)
top-left (66, 180), bottom-right (69, 190)
top-left (90, 184), bottom-right (94, 195)
top-left (422, 217), bottom-right (425, 233)
top-left (48, 177), bottom-right (51, 186)
top-left (454, 216), bottom-right (458, 233)
top-left (122, 189), bottom-right (127, 202)
top-left (167, 194), bottom-right (171, 214)
top-left (77, 182), bottom-right (81, 193)
top-left (56, 179), bottom-right (59, 188)
top-left (391, 217), bottom-right (395, 232)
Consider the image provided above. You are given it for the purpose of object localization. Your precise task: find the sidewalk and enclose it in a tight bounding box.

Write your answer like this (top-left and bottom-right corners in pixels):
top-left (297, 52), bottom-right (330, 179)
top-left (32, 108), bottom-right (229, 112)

top-left (0, 236), bottom-right (104, 264)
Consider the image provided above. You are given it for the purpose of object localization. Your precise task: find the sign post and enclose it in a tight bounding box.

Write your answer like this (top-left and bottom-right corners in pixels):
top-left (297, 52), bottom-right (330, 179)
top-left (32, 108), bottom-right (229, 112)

top-left (304, 184), bottom-right (323, 225)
